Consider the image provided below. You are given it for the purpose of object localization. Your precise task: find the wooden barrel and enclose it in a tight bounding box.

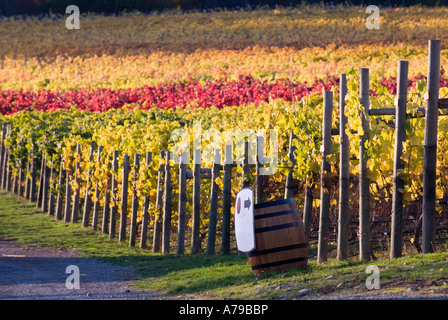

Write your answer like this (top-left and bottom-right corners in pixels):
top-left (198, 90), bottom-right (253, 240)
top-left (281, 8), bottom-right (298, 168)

top-left (247, 198), bottom-right (308, 276)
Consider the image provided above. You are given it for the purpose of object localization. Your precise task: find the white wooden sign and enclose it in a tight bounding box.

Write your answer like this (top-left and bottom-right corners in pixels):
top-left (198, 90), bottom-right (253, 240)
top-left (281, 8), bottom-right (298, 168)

top-left (234, 188), bottom-right (255, 253)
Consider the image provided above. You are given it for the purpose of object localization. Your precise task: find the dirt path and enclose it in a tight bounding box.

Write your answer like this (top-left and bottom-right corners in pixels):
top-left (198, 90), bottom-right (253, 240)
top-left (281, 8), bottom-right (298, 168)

top-left (0, 235), bottom-right (162, 300)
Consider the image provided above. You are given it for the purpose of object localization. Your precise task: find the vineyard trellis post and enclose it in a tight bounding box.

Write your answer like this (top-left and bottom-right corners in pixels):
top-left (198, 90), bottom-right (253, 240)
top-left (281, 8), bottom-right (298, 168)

top-left (285, 131), bottom-right (297, 200)
top-left (24, 157), bottom-right (31, 200)
top-left (63, 153), bottom-right (72, 223)
top-left (359, 67), bottom-right (371, 261)
top-left (119, 153), bottom-right (130, 242)
top-left (129, 153), bottom-right (140, 247)
top-left (71, 142), bottom-right (81, 224)
top-left (337, 73), bottom-right (350, 261)
top-left (92, 146), bottom-right (104, 231)
top-left (29, 146), bottom-right (36, 203)
top-left (36, 153), bottom-right (45, 208)
top-left (221, 144), bottom-right (232, 254)
top-left (422, 39), bottom-right (441, 254)
top-left (82, 141), bottom-right (95, 228)
top-left (152, 150), bottom-right (165, 253)
top-left (101, 147), bottom-right (111, 234)
top-left (47, 158), bottom-right (55, 216)
top-left (191, 148), bottom-right (201, 255)
top-left (162, 151), bottom-right (172, 254)
top-left (109, 150), bottom-right (119, 239)
top-left (256, 135), bottom-right (265, 204)
top-left (55, 156), bottom-right (64, 220)
top-left (140, 151), bottom-right (152, 249)
top-left (177, 151), bottom-right (188, 255)
top-left (0, 123), bottom-right (6, 185)
top-left (317, 90), bottom-right (333, 264)
top-left (206, 148), bottom-right (221, 256)
top-left (390, 60), bottom-right (409, 259)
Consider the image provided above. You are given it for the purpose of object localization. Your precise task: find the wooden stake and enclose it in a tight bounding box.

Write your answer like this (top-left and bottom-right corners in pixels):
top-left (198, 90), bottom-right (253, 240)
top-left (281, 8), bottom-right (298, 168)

top-left (82, 142), bottom-right (95, 228)
top-left (191, 149), bottom-right (201, 255)
top-left (109, 150), bottom-right (119, 239)
top-left (129, 154), bottom-right (140, 247)
top-left (162, 151), bottom-right (172, 254)
top-left (285, 131), bottom-right (297, 199)
top-left (359, 67), bottom-right (371, 261)
top-left (390, 60), bottom-right (409, 259)
top-left (55, 156), bottom-right (64, 221)
top-left (47, 159), bottom-right (55, 216)
top-left (337, 73), bottom-right (350, 261)
top-left (221, 144), bottom-right (232, 254)
top-left (71, 143), bottom-right (81, 224)
top-left (317, 91), bottom-right (333, 264)
top-left (423, 39), bottom-right (441, 254)
top-left (177, 152), bottom-right (188, 255)
top-left (206, 148), bottom-right (221, 256)
top-left (256, 135), bottom-right (265, 204)
top-left (0, 123), bottom-right (6, 185)
top-left (303, 178), bottom-right (313, 239)
top-left (140, 151), bottom-right (152, 249)
top-left (152, 150), bottom-right (165, 252)
top-left (92, 146), bottom-right (104, 231)
top-left (119, 153), bottom-right (130, 242)
top-left (102, 151), bottom-right (111, 234)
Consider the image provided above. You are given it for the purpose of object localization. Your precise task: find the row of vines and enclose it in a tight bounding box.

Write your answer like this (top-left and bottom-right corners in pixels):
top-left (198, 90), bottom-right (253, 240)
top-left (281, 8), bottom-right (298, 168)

top-left (3, 62), bottom-right (448, 257)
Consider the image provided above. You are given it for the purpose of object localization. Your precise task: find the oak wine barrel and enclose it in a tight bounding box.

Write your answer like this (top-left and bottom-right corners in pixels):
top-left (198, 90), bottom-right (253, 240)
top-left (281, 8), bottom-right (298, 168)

top-left (247, 198), bottom-right (308, 276)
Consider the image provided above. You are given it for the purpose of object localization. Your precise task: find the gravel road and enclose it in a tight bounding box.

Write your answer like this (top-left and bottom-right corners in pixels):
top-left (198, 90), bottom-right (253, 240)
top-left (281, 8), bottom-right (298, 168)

top-left (0, 235), bottom-right (162, 300)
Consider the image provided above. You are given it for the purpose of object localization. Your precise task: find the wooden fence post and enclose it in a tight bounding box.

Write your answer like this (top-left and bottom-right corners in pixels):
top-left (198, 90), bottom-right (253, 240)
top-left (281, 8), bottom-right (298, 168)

top-left (303, 177), bottom-right (313, 239)
top-left (390, 60), bottom-right (409, 259)
top-left (191, 149), bottom-right (201, 255)
top-left (101, 149), bottom-right (111, 234)
top-left (47, 159), bottom-right (55, 216)
top-left (109, 150), bottom-right (119, 239)
top-left (177, 152), bottom-right (188, 255)
top-left (55, 156), bottom-right (64, 220)
top-left (0, 123), bottom-right (6, 185)
top-left (29, 147), bottom-right (36, 203)
top-left (162, 151), bottom-right (172, 254)
top-left (140, 151), bottom-right (152, 249)
top-left (152, 150), bottom-right (165, 252)
top-left (92, 146), bottom-right (104, 230)
top-left (42, 155), bottom-right (50, 212)
top-left (18, 161), bottom-right (24, 197)
top-left (359, 67), bottom-right (371, 261)
top-left (256, 135), bottom-right (265, 204)
top-left (317, 91), bottom-right (333, 264)
top-left (36, 153), bottom-right (45, 207)
top-left (1, 148), bottom-right (8, 190)
top-left (82, 142), bottom-right (94, 228)
top-left (71, 143), bottom-right (81, 224)
top-left (63, 170), bottom-right (72, 223)
top-left (242, 141), bottom-right (250, 188)
top-left (337, 73), bottom-right (350, 261)
top-left (221, 144), bottom-right (232, 254)
top-left (129, 153), bottom-right (140, 247)
top-left (4, 125), bottom-right (12, 191)
top-left (423, 39), bottom-right (441, 254)
top-left (25, 158), bottom-right (31, 200)
top-left (285, 131), bottom-right (297, 199)
top-left (206, 148), bottom-right (221, 256)
top-left (63, 151), bottom-right (72, 223)
top-left (119, 153), bottom-right (130, 242)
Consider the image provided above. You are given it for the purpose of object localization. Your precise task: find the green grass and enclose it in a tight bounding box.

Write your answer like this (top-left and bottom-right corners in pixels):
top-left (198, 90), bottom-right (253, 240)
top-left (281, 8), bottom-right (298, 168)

top-left (2, 189), bottom-right (448, 299)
